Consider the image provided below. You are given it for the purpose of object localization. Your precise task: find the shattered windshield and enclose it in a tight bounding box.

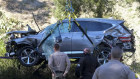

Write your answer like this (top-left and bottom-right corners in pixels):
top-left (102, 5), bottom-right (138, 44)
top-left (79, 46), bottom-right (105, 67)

top-left (41, 22), bottom-right (71, 60)
top-left (40, 23), bottom-right (56, 34)
top-left (41, 23), bottom-right (60, 60)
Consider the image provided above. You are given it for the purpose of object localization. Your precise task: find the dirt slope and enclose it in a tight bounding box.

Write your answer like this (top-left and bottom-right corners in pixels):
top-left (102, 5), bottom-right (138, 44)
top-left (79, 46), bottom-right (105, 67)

top-left (0, 0), bottom-right (56, 31)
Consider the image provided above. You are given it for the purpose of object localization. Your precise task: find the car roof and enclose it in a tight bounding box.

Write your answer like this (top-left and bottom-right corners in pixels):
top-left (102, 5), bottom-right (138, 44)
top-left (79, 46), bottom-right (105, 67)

top-left (62, 18), bottom-right (124, 24)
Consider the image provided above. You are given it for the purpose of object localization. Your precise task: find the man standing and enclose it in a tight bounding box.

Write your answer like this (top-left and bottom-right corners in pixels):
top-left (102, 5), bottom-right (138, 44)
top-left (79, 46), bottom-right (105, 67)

top-left (48, 44), bottom-right (71, 79)
top-left (92, 46), bottom-right (136, 79)
top-left (76, 48), bottom-right (99, 79)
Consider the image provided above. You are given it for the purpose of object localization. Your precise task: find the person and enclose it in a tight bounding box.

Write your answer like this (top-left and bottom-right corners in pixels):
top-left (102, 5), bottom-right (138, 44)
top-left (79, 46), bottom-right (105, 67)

top-left (92, 46), bottom-right (136, 79)
top-left (76, 48), bottom-right (99, 79)
top-left (48, 44), bottom-right (71, 79)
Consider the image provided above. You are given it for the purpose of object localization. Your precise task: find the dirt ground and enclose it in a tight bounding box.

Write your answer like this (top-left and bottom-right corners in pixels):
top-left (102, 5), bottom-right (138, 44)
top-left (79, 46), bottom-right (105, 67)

top-left (0, 0), bottom-right (57, 31)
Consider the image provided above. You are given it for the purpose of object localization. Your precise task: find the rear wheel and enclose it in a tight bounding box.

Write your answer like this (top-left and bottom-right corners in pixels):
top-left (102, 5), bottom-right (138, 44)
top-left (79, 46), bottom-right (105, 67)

top-left (93, 47), bottom-right (111, 65)
top-left (17, 46), bottom-right (39, 67)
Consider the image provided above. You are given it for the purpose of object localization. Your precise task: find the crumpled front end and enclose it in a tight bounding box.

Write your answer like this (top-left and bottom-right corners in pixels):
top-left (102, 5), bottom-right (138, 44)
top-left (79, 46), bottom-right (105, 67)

top-left (104, 23), bottom-right (135, 52)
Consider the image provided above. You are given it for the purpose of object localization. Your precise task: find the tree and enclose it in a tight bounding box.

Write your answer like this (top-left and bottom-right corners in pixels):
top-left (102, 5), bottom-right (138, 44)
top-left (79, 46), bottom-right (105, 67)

top-left (53, 0), bottom-right (116, 18)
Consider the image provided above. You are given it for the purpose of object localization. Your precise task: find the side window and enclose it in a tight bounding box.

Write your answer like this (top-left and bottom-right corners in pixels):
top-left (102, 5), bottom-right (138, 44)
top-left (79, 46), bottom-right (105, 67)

top-left (71, 22), bottom-right (81, 32)
top-left (71, 21), bottom-right (112, 32)
top-left (59, 23), bottom-right (70, 34)
top-left (85, 21), bottom-right (112, 31)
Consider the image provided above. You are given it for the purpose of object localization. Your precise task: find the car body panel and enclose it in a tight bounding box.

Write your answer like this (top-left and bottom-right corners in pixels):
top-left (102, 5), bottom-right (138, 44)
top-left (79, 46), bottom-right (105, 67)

top-left (7, 31), bottom-right (30, 34)
top-left (105, 24), bottom-right (131, 37)
top-left (58, 23), bottom-right (72, 52)
top-left (13, 34), bottom-right (42, 45)
top-left (59, 32), bottom-right (72, 51)
top-left (71, 31), bottom-right (104, 52)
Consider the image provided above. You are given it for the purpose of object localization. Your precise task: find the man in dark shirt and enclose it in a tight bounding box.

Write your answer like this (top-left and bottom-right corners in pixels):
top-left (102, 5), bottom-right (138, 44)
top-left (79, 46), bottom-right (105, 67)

top-left (76, 48), bottom-right (99, 79)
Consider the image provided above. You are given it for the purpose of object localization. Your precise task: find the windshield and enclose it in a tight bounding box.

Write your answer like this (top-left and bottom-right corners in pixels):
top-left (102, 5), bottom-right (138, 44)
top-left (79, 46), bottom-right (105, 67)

top-left (40, 23), bottom-right (56, 34)
top-left (41, 23), bottom-right (60, 60)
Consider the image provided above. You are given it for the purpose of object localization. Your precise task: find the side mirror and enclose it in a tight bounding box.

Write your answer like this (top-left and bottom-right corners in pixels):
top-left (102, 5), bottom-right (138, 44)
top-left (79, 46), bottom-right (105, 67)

top-left (26, 24), bottom-right (36, 33)
top-left (55, 35), bottom-right (62, 43)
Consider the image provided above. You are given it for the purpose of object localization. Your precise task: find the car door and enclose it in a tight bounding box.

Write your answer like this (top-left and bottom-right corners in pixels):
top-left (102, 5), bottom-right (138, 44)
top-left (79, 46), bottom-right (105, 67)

top-left (71, 22), bottom-right (94, 55)
top-left (58, 22), bottom-right (73, 54)
top-left (71, 21), bottom-right (106, 54)
top-left (85, 21), bottom-right (112, 48)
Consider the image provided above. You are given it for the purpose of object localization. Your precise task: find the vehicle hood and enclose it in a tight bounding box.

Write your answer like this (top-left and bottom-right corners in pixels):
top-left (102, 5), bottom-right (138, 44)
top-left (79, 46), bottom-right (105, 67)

top-left (7, 31), bottom-right (29, 35)
top-left (13, 34), bottom-right (42, 45)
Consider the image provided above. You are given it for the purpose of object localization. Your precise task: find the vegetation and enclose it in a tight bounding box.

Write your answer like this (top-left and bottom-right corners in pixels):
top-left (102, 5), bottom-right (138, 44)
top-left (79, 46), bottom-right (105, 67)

top-left (53, 0), bottom-right (116, 18)
top-left (0, 11), bottom-right (22, 32)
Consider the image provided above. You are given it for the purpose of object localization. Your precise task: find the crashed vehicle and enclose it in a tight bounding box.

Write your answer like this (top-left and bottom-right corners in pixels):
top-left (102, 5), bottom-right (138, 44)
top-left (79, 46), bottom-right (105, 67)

top-left (5, 18), bottom-right (135, 66)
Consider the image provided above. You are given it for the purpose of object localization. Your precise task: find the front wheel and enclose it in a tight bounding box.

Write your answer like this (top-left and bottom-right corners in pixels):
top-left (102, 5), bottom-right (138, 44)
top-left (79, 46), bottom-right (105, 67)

top-left (17, 46), bottom-right (39, 67)
top-left (93, 47), bottom-right (111, 65)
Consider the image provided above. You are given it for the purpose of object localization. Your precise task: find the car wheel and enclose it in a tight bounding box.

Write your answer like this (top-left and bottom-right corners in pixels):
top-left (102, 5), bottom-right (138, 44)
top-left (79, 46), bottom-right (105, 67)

top-left (93, 47), bottom-right (111, 65)
top-left (17, 46), bottom-right (39, 67)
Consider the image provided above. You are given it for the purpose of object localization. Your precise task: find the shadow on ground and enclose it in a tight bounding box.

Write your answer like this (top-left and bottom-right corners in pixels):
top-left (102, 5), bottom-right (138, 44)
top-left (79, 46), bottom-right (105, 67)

top-left (1, 0), bottom-right (54, 28)
top-left (3, 0), bottom-right (46, 13)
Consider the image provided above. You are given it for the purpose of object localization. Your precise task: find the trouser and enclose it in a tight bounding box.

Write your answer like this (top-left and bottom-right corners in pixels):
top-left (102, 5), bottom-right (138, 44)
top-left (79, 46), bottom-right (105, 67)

top-left (52, 72), bottom-right (65, 79)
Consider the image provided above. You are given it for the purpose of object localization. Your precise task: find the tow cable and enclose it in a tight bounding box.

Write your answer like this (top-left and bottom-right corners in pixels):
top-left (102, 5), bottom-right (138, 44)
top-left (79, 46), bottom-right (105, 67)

top-left (33, 0), bottom-right (95, 74)
top-left (0, 0), bottom-right (94, 62)
top-left (39, 0), bottom-right (94, 48)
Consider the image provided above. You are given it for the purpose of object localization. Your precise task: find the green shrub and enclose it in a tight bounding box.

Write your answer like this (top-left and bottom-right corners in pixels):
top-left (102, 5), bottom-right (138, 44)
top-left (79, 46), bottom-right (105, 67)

top-left (53, 0), bottom-right (116, 18)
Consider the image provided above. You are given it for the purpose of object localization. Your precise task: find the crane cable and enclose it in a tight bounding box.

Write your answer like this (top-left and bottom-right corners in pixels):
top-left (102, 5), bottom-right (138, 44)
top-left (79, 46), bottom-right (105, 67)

top-left (39, 0), bottom-right (94, 47)
top-left (64, 0), bottom-right (94, 46)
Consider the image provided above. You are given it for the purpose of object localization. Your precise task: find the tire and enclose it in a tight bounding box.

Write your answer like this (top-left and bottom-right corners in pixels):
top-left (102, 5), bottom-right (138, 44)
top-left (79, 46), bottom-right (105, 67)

top-left (93, 46), bottom-right (111, 65)
top-left (17, 46), bottom-right (39, 67)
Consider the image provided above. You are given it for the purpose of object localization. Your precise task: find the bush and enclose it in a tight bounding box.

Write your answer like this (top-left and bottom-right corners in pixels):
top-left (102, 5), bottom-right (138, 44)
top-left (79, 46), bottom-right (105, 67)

top-left (53, 0), bottom-right (116, 19)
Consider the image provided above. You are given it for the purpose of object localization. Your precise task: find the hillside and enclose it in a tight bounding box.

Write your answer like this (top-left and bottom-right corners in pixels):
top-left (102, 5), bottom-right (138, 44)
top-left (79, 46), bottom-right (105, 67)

top-left (0, 0), bottom-right (56, 31)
